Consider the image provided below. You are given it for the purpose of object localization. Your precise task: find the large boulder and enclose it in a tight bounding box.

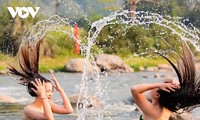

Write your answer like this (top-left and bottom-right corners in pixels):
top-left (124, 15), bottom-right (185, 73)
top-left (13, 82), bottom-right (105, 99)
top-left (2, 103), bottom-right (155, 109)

top-left (94, 54), bottom-right (133, 72)
top-left (69, 94), bottom-right (102, 109)
top-left (64, 58), bottom-right (99, 73)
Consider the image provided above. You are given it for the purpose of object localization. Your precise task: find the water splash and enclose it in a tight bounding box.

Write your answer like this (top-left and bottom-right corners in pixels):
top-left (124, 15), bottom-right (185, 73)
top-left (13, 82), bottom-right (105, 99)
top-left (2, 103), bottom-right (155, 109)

top-left (76, 10), bottom-right (200, 120)
top-left (3, 8), bottom-right (200, 120)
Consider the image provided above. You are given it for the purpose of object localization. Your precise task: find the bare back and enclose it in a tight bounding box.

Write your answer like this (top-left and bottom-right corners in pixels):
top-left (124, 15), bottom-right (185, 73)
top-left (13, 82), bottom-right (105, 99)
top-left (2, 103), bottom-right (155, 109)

top-left (143, 107), bottom-right (171, 120)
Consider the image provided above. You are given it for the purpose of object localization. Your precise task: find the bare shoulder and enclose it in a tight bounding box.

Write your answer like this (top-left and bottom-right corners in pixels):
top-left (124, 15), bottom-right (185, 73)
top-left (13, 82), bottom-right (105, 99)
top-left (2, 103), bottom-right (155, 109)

top-left (23, 104), bottom-right (33, 119)
top-left (23, 103), bottom-right (44, 119)
top-left (24, 104), bottom-right (32, 110)
top-left (24, 104), bottom-right (35, 114)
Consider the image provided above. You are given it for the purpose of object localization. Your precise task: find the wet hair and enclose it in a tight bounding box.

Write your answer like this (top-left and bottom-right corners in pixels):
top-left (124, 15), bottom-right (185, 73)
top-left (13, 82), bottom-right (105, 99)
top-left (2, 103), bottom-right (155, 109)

top-left (7, 40), bottom-right (51, 97)
top-left (157, 41), bottom-right (200, 113)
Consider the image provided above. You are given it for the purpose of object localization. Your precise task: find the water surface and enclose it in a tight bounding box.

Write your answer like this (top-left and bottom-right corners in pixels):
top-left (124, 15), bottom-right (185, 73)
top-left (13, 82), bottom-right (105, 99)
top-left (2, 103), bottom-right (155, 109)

top-left (0, 72), bottom-right (200, 120)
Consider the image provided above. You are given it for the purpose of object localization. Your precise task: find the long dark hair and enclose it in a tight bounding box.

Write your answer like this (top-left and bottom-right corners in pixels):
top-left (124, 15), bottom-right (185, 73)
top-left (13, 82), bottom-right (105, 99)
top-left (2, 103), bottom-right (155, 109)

top-left (157, 41), bottom-right (200, 113)
top-left (7, 40), bottom-right (51, 97)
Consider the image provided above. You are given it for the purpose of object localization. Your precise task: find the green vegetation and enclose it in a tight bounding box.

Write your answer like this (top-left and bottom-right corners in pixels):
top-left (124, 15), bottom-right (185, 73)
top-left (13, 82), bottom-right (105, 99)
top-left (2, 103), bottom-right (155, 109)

top-left (124, 56), bottom-right (171, 71)
top-left (0, 0), bottom-right (199, 73)
top-left (0, 0), bottom-right (44, 56)
top-left (0, 53), bottom-right (170, 72)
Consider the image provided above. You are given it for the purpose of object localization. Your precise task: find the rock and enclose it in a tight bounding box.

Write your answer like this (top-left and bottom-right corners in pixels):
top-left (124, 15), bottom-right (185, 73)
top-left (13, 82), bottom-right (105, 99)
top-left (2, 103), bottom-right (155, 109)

top-left (64, 58), bottom-right (99, 73)
top-left (158, 64), bottom-right (172, 72)
top-left (154, 73), bottom-right (160, 78)
top-left (158, 64), bottom-right (171, 70)
top-left (0, 70), bottom-right (8, 75)
top-left (95, 54), bottom-right (133, 73)
top-left (142, 75), bottom-right (148, 78)
top-left (145, 66), bottom-right (158, 72)
top-left (0, 95), bottom-right (16, 103)
top-left (160, 74), bottom-right (173, 78)
top-left (139, 66), bottom-right (145, 71)
top-left (69, 94), bottom-right (102, 109)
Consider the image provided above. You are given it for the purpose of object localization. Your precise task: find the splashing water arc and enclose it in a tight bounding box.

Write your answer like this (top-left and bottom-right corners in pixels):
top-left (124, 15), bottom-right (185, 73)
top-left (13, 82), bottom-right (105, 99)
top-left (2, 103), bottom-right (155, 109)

top-left (4, 8), bottom-right (200, 120)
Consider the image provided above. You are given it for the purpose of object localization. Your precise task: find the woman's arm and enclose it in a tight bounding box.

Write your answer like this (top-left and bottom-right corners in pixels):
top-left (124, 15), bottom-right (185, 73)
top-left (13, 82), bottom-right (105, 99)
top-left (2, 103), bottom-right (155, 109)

top-left (51, 73), bottom-right (73, 114)
top-left (131, 83), bottom-right (162, 94)
top-left (131, 82), bottom-right (177, 116)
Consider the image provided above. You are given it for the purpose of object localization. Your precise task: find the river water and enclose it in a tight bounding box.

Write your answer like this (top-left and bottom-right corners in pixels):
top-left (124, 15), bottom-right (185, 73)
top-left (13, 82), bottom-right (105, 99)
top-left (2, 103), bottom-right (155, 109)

top-left (0, 72), bottom-right (200, 120)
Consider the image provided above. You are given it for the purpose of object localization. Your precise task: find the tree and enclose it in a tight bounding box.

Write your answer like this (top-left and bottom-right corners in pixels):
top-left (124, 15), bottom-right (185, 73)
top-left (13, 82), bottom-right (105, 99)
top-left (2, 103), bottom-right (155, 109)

top-left (0, 0), bottom-right (43, 56)
top-left (55, 0), bottom-right (61, 15)
top-left (123, 0), bottom-right (161, 20)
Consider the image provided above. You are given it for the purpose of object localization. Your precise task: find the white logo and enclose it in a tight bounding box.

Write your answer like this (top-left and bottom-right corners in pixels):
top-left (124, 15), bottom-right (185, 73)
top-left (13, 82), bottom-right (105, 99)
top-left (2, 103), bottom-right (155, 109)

top-left (7, 7), bottom-right (40, 18)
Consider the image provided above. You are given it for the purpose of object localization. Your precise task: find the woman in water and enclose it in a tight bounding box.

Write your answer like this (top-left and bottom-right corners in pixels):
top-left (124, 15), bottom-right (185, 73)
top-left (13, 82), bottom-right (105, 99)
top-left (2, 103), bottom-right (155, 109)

top-left (131, 41), bottom-right (200, 120)
top-left (8, 40), bottom-right (73, 120)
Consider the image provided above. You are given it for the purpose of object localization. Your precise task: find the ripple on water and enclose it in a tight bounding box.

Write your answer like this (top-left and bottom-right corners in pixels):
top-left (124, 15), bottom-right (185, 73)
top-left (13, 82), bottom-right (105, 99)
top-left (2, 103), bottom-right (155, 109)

top-left (0, 102), bottom-right (24, 120)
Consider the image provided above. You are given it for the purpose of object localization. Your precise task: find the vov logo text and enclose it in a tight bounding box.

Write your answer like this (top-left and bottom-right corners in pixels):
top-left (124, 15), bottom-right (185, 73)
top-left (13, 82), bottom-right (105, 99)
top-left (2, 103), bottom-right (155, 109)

top-left (7, 7), bottom-right (40, 18)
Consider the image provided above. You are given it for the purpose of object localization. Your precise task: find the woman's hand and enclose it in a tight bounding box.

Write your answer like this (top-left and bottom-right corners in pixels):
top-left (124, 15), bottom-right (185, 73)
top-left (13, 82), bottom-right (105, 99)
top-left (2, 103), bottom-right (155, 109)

top-left (159, 82), bottom-right (178, 93)
top-left (51, 73), bottom-right (63, 93)
top-left (171, 79), bottom-right (180, 89)
top-left (162, 78), bottom-right (180, 90)
top-left (31, 79), bottom-right (46, 98)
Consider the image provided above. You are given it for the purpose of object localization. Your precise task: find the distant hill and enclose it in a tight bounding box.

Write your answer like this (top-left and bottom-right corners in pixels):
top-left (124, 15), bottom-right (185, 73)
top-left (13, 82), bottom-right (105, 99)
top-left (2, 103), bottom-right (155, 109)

top-left (75, 0), bottom-right (122, 15)
top-left (0, 0), bottom-right (122, 19)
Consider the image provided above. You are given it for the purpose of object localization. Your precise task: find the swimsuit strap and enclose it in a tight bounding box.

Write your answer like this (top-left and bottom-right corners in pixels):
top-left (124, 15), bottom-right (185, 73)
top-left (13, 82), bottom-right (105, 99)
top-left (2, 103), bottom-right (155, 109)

top-left (139, 115), bottom-right (143, 120)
